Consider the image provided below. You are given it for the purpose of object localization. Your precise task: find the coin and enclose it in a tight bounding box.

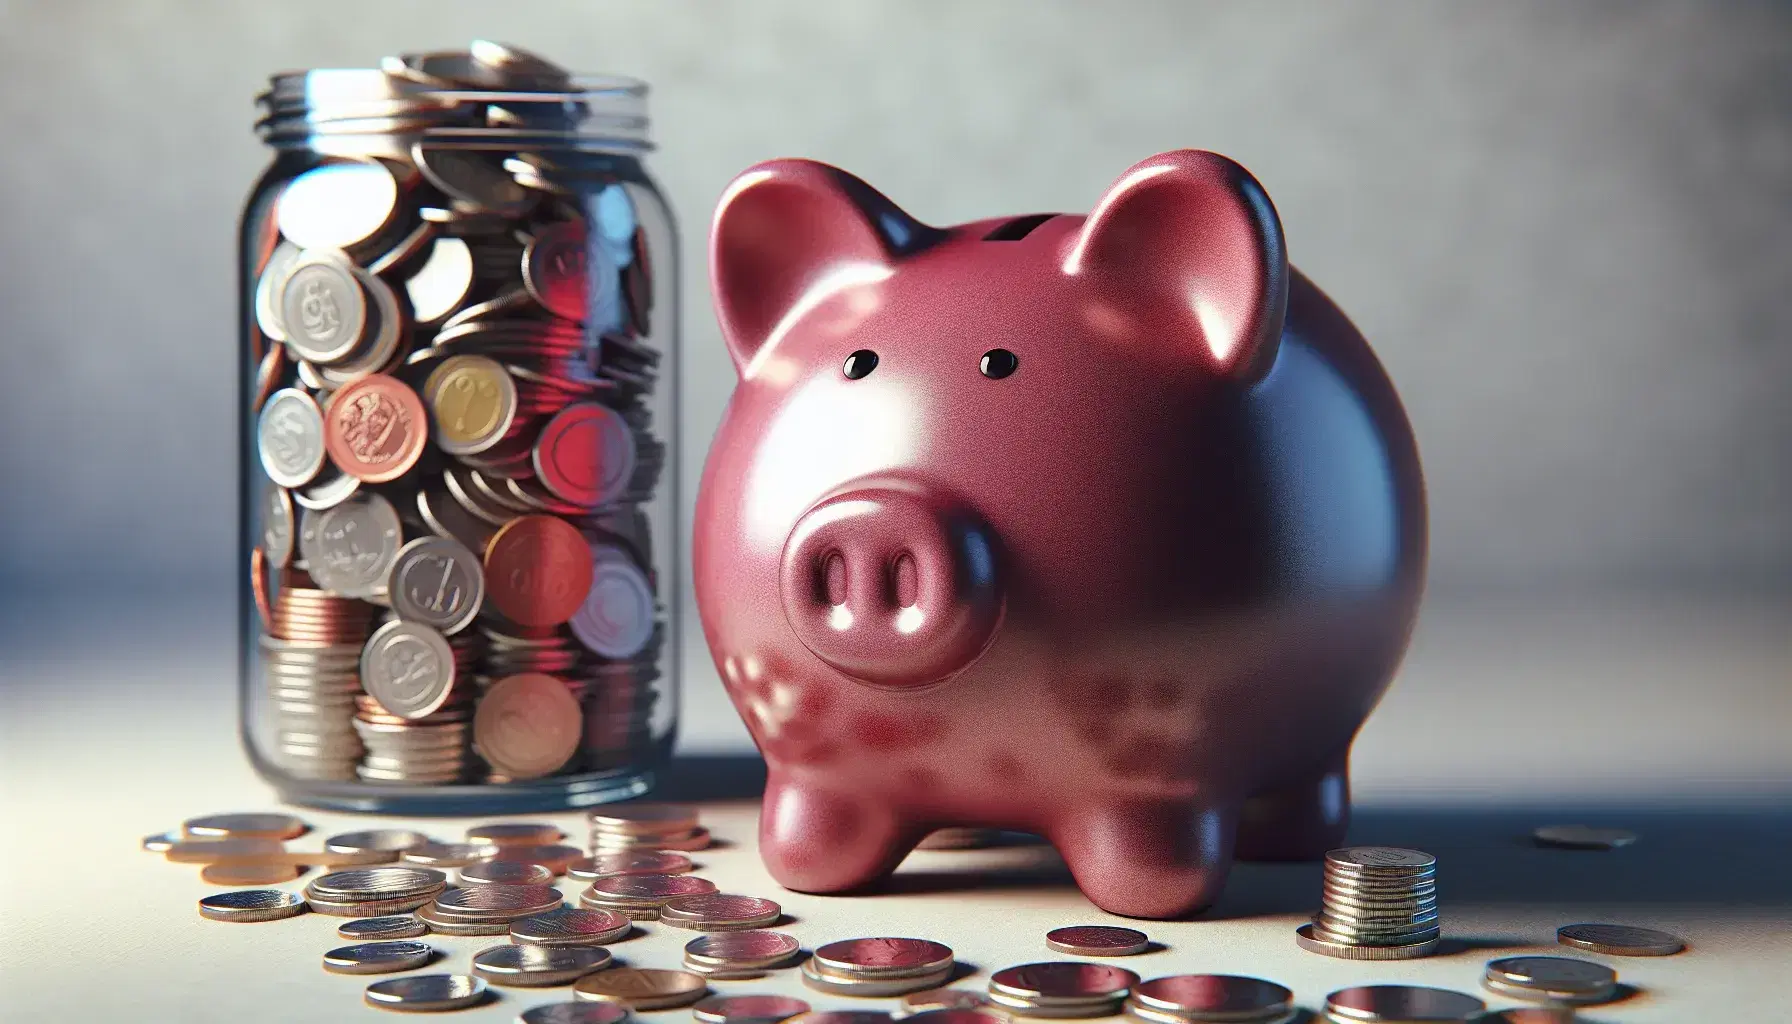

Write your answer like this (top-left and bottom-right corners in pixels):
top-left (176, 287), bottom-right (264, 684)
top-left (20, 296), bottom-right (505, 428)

top-left (899, 991), bottom-right (997, 1017)
top-left (522, 219), bottom-right (588, 320)
top-left (571, 551), bottom-right (656, 659)
top-left (484, 515), bottom-right (594, 625)
top-left (586, 873), bottom-right (718, 904)
top-left (281, 250), bottom-right (369, 363)
top-left (534, 403), bottom-right (636, 508)
top-left (520, 1003), bottom-right (632, 1024)
top-left (259, 388), bottom-right (328, 487)
top-left (364, 973), bottom-right (490, 1013)
top-left (494, 844), bottom-right (587, 874)
top-left (359, 619), bottom-right (456, 718)
top-left (299, 494), bottom-right (404, 598)
top-left (989, 963), bottom-right (1139, 1002)
top-left (278, 161), bottom-right (401, 253)
top-left (163, 837), bottom-right (286, 862)
top-left (574, 968), bottom-right (709, 1010)
top-left (1556, 922), bottom-right (1685, 957)
top-left (425, 354), bottom-right (519, 457)
top-left (1326, 847), bottom-right (1436, 871)
top-left (1323, 985), bottom-right (1485, 1022)
top-left (184, 812), bottom-right (308, 840)
top-left (473, 944), bottom-right (613, 987)
top-left (474, 672), bottom-right (583, 779)
top-left (465, 821), bottom-right (566, 846)
top-left (816, 939), bottom-right (956, 978)
top-left (462, 860), bottom-right (556, 887)
top-left (260, 484), bottom-right (297, 568)
top-left (406, 237), bottom-right (475, 324)
top-left (203, 862), bottom-right (304, 885)
top-left (1469, 1011), bottom-right (1577, 1024)
top-left (693, 995), bottom-right (813, 1024)
top-left (1483, 957), bottom-right (1616, 995)
top-left (339, 915), bottom-right (428, 940)
top-left (325, 374), bottom-right (428, 483)
top-left (513, 907), bottom-right (633, 946)
top-left (801, 959), bottom-right (954, 998)
top-left (660, 894), bottom-right (782, 931)
top-left (326, 830), bottom-right (436, 855)
top-left (1130, 975), bottom-right (1292, 1019)
top-left (402, 842), bottom-right (499, 868)
top-left (1044, 926), bottom-right (1149, 957)
top-left (256, 241), bottom-right (303, 341)
top-left (325, 940), bottom-right (436, 975)
top-left (569, 850), bottom-right (693, 880)
top-left (312, 866), bottom-right (448, 899)
top-left (1532, 825), bottom-right (1637, 850)
top-left (905, 1012), bottom-right (1010, 1024)
top-left (141, 832), bottom-right (177, 852)
top-left (1294, 923), bottom-right (1439, 961)
top-left (683, 930), bottom-right (803, 969)
top-left (1481, 975), bottom-right (1611, 1006)
top-left (198, 888), bottom-right (308, 922)
top-left (414, 144), bottom-right (536, 216)
top-left (588, 803), bottom-right (698, 836)
top-left (436, 882), bottom-right (564, 918)
top-left (416, 901), bottom-right (514, 935)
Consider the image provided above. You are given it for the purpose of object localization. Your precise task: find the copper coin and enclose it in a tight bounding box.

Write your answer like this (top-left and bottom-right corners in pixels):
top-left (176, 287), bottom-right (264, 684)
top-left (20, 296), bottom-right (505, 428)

top-left (572, 968), bottom-right (708, 1010)
top-left (1325, 985), bottom-right (1485, 1022)
top-left (325, 374), bottom-right (428, 483)
top-left (1130, 975), bottom-right (1292, 1016)
top-left (203, 862), bottom-right (304, 885)
top-left (989, 963), bottom-right (1138, 1000)
top-left (1044, 926), bottom-right (1150, 957)
top-left (533, 403), bottom-right (636, 507)
top-left (473, 672), bottom-right (583, 780)
top-left (484, 515), bottom-right (594, 625)
top-left (460, 861), bottom-right (555, 887)
top-left (585, 873), bottom-right (718, 904)
top-left (683, 930), bottom-right (802, 968)
top-left (569, 850), bottom-right (693, 880)
top-left (588, 804), bottom-right (699, 836)
top-left (693, 995), bottom-right (812, 1024)
top-left (493, 844), bottom-right (586, 875)
top-left (660, 894), bottom-right (782, 931)
top-left (467, 821), bottom-right (565, 846)
top-left (250, 548), bottom-right (273, 627)
top-left (814, 938), bottom-right (955, 977)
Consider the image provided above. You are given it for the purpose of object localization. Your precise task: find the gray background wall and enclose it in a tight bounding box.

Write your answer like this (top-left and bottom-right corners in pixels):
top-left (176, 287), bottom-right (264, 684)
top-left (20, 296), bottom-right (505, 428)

top-left (1, 0), bottom-right (1788, 602)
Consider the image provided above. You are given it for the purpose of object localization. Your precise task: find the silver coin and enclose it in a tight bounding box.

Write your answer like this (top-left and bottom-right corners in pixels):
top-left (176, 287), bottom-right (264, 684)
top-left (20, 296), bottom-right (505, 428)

top-left (462, 861), bottom-right (556, 887)
top-left (255, 241), bottom-right (303, 341)
top-left (1532, 825), bottom-right (1637, 850)
top-left (801, 959), bottom-right (953, 998)
top-left (309, 867), bottom-right (447, 900)
top-left (402, 842), bottom-right (499, 868)
top-left (1480, 974), bottom-right (1613, 1006)
top-left (788, 1015), bottom-right (897, 1024)
top-left (1325, 847), bottom-right (1437, 871)
top-left (324, 940), bottom-right (436, 975)
top-left (406, 237), bottom-right (475, 325)
top-left (416, 901), bottom-right (515, 935)
top-left (141, 832), bottom-right (177, 852)
top-left (258, 388), bottom-right (327, 487)
top-left (472, 943), bottom-right (612, 987)
top-left (294, 464), bottom-right (362, 510)
top-left (260, 483), bottom-right (296, 567)
top-left (364, 973), bottom-right (489, 1012)
top-left (299, 494), bottom-right (403, 598)
top-left (361, 619), bottom-right (456, 718)
top-left (324, 831), bottom-right (438, 856)
top-left (683, 930), bottom-right (802, 967)
top-left (277, 161), bottom-right (400, 253)
top-left (693, 995), bottom-right (813, 1024)
top-left (198, 888), bottom-right (308, 923)
top-left (183, 812), bottom-right (307, 839)
top-left (413, 144), bottom-right (535, 216)
top-left (388, 536), bottom-right (485, 634)
top-left (1484, 957), bottom-right (1616, 994)
top-left (338, 915), bottom-right (428, 940)
top-left (519, 1003), bottom-right (632, 1024)
top-left (569, 552), bottom-right (655, 659)
top-left (281, 250), bottom-right (368, 364)
top-left (512, 908), bottom-right (633, 946)
top-left (316, 265), bottom-right (407, 386)
top-left (1556, 922), bottom-right (1686, 957)
top-left (436, 883), bottom-right (563, 916)
top-left (1323, 985), bottom-right (1485, 1022)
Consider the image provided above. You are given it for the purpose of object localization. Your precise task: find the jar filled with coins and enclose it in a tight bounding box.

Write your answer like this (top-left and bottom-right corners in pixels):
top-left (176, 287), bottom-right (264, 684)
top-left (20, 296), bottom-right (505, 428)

top-left (240, 42), bottom-right (679, 812)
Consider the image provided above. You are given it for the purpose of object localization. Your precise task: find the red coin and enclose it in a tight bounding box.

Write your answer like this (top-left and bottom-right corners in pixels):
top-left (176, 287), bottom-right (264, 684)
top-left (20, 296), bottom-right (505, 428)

top-left (533, 402), bottom-right (635, 507)
top-left (483, 514), bottom-right (593, 626)
top-left (324, 374), bottom-right (428, 483)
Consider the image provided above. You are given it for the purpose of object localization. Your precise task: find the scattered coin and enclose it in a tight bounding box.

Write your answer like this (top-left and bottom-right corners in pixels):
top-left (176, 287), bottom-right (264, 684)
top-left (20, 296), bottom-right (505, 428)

top-left (473, 943), bottom-right (613, 987)
top-left (198, 889), bottom-right (308, 923)
top-left (436, 882), bottom-right (564, 920)
top-left (202, 862), bottom-right (304, 886)
top-left (141, 832), bottom-right (177, 853)
top-left (324, 940), bottom-right (437, 975)
top-left (1323, 985), bottom-right (1485, 1022)
top-left (416, 901), bottom-right (512, 936)
top-left (462, 860), bottom-right (556, 887)
top-left (1532, 825), bottom-right (1637, 850)
top-left (814, 939), bottom-right (956, 978)
top-left (987, 962), bottom-right (1140, 1018)
top-left (569, 850), bottom-right (693, 880)
top-left (1126, 975), bottom-right (1293, 1023)
top-left (519, 1003), bottom-right (633, 1024)
top-left (693, 995), bottom-right (813, 1024)
top-left (338, 915), bottom-right (428, 941)
top-left (1482, 957), bottom-right (1617, 1005)
top-left (660, 893), bottom-right (782, 931)
top-left (1556, 922), bottom-right (1685, 957)
top-left (573, 968), bottom-right (709, 1010)
top-left (183, 812), bottom-right (309, 840)
top-left (364, 973), bottom-right (489, 1013)
top-left (1045, 926), bottom-right (1150, 957)
top-left (683, 930), bottom-right (804, 974)
top-left (402, 842), bottom-right (499, 868)
top-left (513, 907), bottom-right (634, 946)
top-left (588, 803), bottom-right (697, 836)
top-left (492, 844), bottom-right (587, 874)
top-left (326, 829), bottom-right (436, 855)
top-left (581, 873), bottom-right (719, 920)
top-left (467, 822), bottom-right (566, 846)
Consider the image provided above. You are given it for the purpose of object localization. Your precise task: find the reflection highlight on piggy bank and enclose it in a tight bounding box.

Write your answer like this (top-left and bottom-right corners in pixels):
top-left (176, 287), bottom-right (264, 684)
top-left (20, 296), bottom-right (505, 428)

top-left (694, 150), bottom-right (1425, 919)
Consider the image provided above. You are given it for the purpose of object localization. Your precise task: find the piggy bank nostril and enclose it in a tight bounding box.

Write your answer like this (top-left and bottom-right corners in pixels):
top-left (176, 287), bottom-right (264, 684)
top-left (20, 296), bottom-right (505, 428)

top-left (821, 550), bottom-right (849, 606)
top-left (890, 551), bottom-right (919, 608)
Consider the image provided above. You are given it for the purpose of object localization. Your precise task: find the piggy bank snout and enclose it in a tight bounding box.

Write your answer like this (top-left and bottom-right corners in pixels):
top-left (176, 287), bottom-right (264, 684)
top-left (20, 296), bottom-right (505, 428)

top-left (780, 487), bottom-right (1003, 688)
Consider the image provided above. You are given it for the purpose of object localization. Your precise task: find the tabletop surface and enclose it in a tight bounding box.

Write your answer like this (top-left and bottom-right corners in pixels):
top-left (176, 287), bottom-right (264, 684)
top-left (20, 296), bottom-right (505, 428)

top-left (2, 594), bottom-right (1789, 1021)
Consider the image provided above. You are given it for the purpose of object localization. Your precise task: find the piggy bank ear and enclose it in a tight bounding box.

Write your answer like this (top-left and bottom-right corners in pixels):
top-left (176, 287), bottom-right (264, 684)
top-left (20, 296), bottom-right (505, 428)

top-left (1065, 150), bottom-right (1288, 381)
top-left (711, 159), bottom-right (940, 374)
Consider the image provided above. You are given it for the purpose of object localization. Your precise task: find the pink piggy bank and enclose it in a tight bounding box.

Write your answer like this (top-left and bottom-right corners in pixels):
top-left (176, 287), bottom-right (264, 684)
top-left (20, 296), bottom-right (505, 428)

top-left (694, 150), bottom-right (1425, 919)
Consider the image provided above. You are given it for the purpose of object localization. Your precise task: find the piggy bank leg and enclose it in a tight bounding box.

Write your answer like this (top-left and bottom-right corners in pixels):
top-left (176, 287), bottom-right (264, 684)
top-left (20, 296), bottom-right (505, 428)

top-left (1235, 749), bottom-right (1351, 862)
top-left (1050, 801), bottom-right (1238, 920)
top-left (758, 774), bottom-right (915, 893)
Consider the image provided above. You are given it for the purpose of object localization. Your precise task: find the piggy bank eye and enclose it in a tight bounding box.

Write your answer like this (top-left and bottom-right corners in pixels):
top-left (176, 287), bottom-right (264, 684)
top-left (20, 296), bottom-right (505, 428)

top-left (842, 350), bottom-right (878, 380)
top-left (980, 348), bottom-right (1018, 379)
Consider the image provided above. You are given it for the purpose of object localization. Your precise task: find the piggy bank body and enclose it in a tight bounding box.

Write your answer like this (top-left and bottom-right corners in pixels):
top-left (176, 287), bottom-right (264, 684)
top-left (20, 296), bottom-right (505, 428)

top-left (694, 151), bottom-right (1425, 919)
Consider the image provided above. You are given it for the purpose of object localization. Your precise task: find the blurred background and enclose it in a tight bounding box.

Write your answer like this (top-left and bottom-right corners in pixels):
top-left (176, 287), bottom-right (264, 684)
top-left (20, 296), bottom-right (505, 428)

top-left (1, 1), bottom-right (1787, 803)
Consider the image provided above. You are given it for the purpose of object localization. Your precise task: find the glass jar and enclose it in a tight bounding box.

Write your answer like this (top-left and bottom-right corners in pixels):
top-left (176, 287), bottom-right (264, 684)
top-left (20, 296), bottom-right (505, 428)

top-left (238, 44), bottom-right (679, 813)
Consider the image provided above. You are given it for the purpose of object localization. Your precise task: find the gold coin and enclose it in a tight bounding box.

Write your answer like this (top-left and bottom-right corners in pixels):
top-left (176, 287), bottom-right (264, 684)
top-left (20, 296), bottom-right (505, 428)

top-left (573, 968), bottom-right (709, 1010)
top-left (425, 355), bottom-right (517, 456)
top-left (203, 862), bottom-right (304, 885)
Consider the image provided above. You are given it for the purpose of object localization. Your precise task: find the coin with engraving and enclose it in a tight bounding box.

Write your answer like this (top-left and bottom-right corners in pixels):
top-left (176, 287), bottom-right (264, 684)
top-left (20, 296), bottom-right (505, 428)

top-left (185, 812), bottom-right (308, 840)
top-left (474, 672), bottom-right (583, 780)
top-left (436, 882), bottom-right (564, 917)
top-left (522, 219), bottom-right (589, 321)
top-left (660, 894), bottom-right (781, 931)
top-left (513, 908), bottom-right (633, 946)
top-left (586, 874), bottom-right (718, 904)
top-left (364, 973), bottom-right (489, 1013)
top-left (413, 144), bottom-right (536, 216)
top-left (402, 842), bottom-right (498, 868)
top-left (425, 354), bottom-right (517, 456)
top-left (258, 388), bottom-right (327, 487)
top-left (361, 619), bottom-right (456, 719)
top-left (339, 915), bottom-right (428, 941)
top-left (310, 866), bottom-right (448, 900)
top-left (299, 494), bottom-right (404, 598)
top-left (325, 375), bottom-right (428, 483)
top-left (406, 236), bottom-right (475, 324)
top-left (1556, 922), bottom-right (1685, 957)
top-left (815, 939), bottom-right (955, 978)
top-left (260, 485), bottom-right (296, 568)
top-left (683, 930), bottom-right (802, 969)
top-left (325, 830), bottom-right (437, 855)
top-left (325, 940), bottom-right (436, 975)
top-left (1324, 985), bottom-right (1484, 1022)
top-left (1532, 825), bottom-right (1637, 850)
top-left (461, 860), bottom-right (555, 887)
top-left (198, 888), bottom-right (308, 922)
top-left (694, 995), bottom-right (812, 1024)
top-left (520, 1003), bottom-right (632, 1024)
top-left (1130, 975), bottom-right (1292, 1017)
top-left (485, 515), bottom-right (594, 626)
top-left (1326, 847), bottom-right (1437, 872)
top-left (573, 968), bottom-right (709, 1010)
top-left (473, 944), bottom-right (613, 987)
top-left (898, 992), bottom-right (996, 1018)
top-left (281, 250), bottom-right (368, 364)
top-left (203, 862), bottom-right (303, 885)
top-left (569, 850), bottom-right (693, 880)
top-left (278, 161), bottom-right (400, 253)
top-left (570, 550), bottom-right (655, 659)
top-left (468, 822), bottom-right (565, 846)
top-left (1044, 926), bottom-right (1149, 957)
top-left (255, 241), bottom-right (302, 342)
top-left (534, 403), bottom-right (636, 508)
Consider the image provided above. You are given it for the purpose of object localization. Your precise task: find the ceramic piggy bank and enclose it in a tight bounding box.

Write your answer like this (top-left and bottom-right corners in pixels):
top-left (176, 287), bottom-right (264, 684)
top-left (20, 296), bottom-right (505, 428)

top-left (694, 150), bottom-right (1425, 919)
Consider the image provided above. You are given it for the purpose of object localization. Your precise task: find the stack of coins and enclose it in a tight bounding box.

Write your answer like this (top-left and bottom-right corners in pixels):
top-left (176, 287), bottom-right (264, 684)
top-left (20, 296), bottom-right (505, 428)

top-left (417, 883), bottom-right (565, 936)
top-left (1123, 975), bottom-right (1295, 1024)
top-left (659, 893), bottom-right (783, 931)
top-left (1296, 847), bottom-right (1441, 960)
top-left (1481, 957), bottom-right (1617, 1006)
top-left (248, 41), bottom-right (671, 790)
top-left (303, 867), bottom-right (448, 918)
top-left (986, 963), bottom-right (1140, 1018)
top-left (579, 873), bottom-right (718, 921)
top-left (682, 931), bottom-right (804, 978)
top-left (800, 938), bottom-right (957, 997)
top-left (588, 804), bottom-right (711, 853)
